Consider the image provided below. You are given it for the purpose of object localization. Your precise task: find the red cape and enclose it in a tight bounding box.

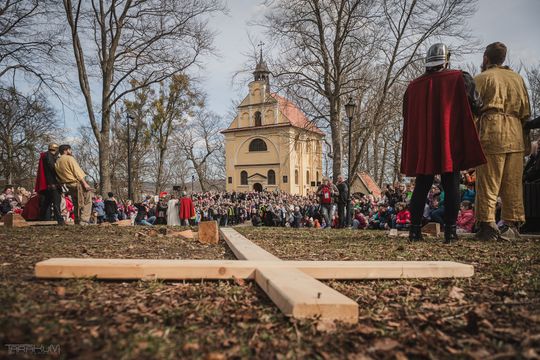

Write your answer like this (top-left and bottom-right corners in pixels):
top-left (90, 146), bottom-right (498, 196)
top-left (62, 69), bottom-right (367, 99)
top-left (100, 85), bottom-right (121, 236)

top-left (179, 197), bottom-right (195, 220)
top-left (400, 70), bottom-right (486, 176)
top-left (34, 152), bottom-right (48, 193)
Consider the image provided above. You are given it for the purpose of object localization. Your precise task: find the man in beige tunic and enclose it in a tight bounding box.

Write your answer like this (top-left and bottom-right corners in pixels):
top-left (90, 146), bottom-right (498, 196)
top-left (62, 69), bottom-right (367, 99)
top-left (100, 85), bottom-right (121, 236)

top-left (55, 144), bottom-right (93, 225)
top-left (474, 42), bottom-right (531, 240)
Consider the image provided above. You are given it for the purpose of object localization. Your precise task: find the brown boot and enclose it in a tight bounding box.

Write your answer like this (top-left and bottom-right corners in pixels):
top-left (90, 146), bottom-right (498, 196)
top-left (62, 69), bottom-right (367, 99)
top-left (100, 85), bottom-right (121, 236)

top-left (474, 222), bottom-right (500, 241)
top-left (499, 222), bottom-right (521, 241)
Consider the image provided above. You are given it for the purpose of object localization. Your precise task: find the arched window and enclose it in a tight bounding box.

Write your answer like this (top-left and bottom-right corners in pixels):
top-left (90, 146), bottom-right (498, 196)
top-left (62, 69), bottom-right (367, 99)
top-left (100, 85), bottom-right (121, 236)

top-left (306, 170), bottom-right (310, 184)
top-left (254, 111), bottom-right (262, 127)
top-left (316, 171), bottom-right (320, 183)
top-left (295, 169), bottom-right (299, 185)
top-left (249, 138), bottom-right (267, 152)
top-left (240, 171), bottom-right (248, 185)
top-left (267, 170), bottom-right (276, 185)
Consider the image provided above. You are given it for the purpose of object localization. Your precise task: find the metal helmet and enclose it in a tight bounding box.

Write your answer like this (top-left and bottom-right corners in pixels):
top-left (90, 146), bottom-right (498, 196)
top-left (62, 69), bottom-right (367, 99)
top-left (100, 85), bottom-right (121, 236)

top-left (425, 43), bottom-right (449, 68)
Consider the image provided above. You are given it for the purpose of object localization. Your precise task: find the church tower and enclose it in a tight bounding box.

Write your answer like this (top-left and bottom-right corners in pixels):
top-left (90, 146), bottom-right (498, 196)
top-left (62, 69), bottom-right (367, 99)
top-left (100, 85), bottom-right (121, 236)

top-left (221, 45), bottom-right (324, 195)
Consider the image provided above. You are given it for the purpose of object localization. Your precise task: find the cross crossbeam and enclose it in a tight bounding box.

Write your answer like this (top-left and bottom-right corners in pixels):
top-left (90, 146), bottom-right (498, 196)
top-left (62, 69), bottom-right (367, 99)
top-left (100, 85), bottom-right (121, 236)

top-left (34, 227), bottom-right (474, 324)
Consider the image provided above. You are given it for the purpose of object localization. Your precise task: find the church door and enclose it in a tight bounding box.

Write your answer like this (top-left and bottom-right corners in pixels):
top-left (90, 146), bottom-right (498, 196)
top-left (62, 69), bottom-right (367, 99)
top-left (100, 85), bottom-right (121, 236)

top-left (253, 183), bottom-right (263, 192)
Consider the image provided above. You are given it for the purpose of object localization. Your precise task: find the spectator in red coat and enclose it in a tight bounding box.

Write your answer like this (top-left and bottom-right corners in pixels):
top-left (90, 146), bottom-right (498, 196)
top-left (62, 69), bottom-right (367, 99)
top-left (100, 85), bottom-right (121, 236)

top-left (395, 203), bottom-right (411, 230)
top-left (179, 191), bottom-right (195, 226)
top-left (456, 200), bottom-right (475, 233)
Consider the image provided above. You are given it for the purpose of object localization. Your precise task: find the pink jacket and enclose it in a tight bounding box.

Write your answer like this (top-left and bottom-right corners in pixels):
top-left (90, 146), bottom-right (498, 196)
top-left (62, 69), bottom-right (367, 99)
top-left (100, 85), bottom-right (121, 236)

top-left (396, 210), bottom-right (411, 224)
top-left (457, 209), bottom-right (475, 232)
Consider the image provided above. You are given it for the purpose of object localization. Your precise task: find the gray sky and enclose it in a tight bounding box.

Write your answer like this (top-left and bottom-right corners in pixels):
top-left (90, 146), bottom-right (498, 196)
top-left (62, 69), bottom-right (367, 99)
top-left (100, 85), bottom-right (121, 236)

top-left (61, 0), bottom-right (540, 130)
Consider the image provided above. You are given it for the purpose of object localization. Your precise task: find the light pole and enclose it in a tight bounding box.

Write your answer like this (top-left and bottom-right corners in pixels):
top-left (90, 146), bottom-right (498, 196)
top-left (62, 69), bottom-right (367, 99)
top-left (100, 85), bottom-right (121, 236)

top-left (127, 114), bottom-right (134, 201)
top-left (345, 97), bottom-right (357, 227)
top-left (191, 174), bottom-right (195, 193)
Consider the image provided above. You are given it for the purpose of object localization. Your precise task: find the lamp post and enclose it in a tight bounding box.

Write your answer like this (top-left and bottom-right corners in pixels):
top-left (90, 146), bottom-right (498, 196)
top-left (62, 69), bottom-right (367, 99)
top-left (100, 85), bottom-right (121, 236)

top-left (126, 114), bottom-right (134, 201)
top-left (191, 174), bottom-right (195, 193)
top-left (344, 97), bottom-right (357, 227)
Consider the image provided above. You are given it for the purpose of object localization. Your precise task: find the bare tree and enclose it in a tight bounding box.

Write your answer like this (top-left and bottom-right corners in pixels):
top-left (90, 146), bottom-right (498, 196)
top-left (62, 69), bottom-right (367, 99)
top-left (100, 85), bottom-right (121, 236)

top-left (262, 0), bottom-right (380, 181)
top-left (150, 74), bottom-right (200, 193)
top-left (177, 109), bottom-right (223, 192)
top-left (0, 87), bottom-right (58, 187)
top-left (0, 0), bottom-right (63, 91)
top-left (61, 0), bottom-right (224, 193)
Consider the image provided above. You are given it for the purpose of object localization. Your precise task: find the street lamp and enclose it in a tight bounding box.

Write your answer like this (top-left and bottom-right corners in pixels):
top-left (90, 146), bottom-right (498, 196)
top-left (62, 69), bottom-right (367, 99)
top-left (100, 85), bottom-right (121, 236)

top-left (344, 97), bottom-right (356, 227)
top-left (126, 113), bottom-right (134, 201)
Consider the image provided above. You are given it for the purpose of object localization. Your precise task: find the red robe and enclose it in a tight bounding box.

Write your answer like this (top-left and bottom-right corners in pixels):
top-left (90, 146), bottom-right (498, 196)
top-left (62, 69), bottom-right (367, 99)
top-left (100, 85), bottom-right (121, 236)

top-left (401, 70), bottom-right (486, 176)
top-left (22, 194), bottom-right (40, 220)
top-left (34, 152), bottom-right (48, 193)
top-left (179, 197), bottom-right (195, 220)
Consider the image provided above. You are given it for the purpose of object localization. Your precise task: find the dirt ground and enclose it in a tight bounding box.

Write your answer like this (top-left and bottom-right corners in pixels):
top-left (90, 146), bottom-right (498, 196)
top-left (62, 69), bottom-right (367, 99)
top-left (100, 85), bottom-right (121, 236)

top-left (0, 225), bottom-right (539, 359)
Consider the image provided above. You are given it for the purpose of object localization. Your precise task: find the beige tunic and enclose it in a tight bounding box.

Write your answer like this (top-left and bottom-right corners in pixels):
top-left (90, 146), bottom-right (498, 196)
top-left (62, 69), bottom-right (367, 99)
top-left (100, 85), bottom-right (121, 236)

top-left (474, 66), bottom-right (530, 154)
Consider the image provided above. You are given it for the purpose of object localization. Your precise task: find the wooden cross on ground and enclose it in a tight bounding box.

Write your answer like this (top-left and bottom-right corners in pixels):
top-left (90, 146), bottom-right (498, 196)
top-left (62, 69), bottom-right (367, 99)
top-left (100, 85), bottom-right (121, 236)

top-left (35, 227), bottom-right (473, 324)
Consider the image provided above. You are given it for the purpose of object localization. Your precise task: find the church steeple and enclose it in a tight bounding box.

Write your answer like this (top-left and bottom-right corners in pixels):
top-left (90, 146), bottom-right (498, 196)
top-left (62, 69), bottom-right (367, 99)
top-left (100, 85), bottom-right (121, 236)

top-left (253, 41), bottom-right (270, 88)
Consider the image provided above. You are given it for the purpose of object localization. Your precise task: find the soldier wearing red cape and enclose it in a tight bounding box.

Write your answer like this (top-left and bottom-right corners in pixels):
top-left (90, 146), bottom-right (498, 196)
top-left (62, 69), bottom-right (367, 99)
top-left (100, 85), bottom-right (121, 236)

top-left (401, 43), bottom-right (486, 243)
top-left (33, 144), bottom-right (64, 224)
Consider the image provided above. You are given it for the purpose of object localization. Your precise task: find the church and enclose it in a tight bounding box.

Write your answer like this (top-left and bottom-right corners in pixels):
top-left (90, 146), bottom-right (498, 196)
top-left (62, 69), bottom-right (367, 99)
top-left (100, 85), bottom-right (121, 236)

top-left (222, 51), bottom-right (324, 195)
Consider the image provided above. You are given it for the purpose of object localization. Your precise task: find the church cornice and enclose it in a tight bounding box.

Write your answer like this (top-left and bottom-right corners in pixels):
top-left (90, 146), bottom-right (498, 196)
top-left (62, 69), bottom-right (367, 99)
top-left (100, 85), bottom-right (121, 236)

top-left (221, 123), bottom-right (324, 137)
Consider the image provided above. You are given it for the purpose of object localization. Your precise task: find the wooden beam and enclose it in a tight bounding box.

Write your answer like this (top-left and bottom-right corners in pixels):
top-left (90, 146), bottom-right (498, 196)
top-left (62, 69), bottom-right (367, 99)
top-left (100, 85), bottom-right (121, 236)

top-left (220, 228), bottom-right (280, 260)
top-left (220, 228), bottom-right (360, 323)
top-left (35, 258), bottom-right (474, 280)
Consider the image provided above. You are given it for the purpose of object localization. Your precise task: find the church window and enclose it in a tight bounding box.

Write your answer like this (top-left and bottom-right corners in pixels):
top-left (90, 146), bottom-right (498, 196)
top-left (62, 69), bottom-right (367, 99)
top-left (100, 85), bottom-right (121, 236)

top-left (295, 169), bottom-right (299, 185)
top-left (267, 170), bottom-right (276, 185)
top-left (306, 171), bottom-right (310, 184)
top-left (254, 111), bottom-right (262, 126)
top-left (283, 175), bottom-right (288, 183)
top-left (228, 177), bottom-right (232, 184)
top-left (249, 138), bottom-right (267, 152)
top-left (240, 171), bottom-right (248, 185)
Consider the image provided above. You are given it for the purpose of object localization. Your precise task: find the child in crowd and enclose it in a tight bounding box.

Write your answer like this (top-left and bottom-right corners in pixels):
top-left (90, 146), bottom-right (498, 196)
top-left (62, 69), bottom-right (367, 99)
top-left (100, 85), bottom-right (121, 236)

top-left (456, 200), bottom-right (475, 233)
top-left (395, 202), bottom-right (411, 230)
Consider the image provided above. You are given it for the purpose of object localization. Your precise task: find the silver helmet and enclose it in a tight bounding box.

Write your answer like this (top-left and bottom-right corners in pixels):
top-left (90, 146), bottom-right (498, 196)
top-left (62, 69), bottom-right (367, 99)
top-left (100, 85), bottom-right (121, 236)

top-left (425, 43), bottom-right (449, 68)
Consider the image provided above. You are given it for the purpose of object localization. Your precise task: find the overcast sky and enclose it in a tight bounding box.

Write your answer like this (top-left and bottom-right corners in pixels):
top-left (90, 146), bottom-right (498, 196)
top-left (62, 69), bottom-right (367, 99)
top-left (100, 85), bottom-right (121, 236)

top-left (61, 0), bottom-right (540, 130)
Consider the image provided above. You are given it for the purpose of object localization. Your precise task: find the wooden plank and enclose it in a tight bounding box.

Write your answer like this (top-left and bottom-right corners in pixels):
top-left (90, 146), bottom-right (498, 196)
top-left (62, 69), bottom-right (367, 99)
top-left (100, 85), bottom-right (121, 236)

top-left (220, 228), bottom-right (280, 260)
top-left (220, 228), bottom-right (359, 323)
top-left (35, 258), bottom-right (474, 280)
top-left (255, 266), bottom-right (358, 323)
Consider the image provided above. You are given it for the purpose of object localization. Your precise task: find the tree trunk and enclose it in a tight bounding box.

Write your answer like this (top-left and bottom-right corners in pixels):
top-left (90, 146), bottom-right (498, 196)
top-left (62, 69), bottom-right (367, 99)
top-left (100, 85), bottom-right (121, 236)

top-left (329, 99), bottom-right (342, 181)
top-left (155, 146), bottom-right (166, 194)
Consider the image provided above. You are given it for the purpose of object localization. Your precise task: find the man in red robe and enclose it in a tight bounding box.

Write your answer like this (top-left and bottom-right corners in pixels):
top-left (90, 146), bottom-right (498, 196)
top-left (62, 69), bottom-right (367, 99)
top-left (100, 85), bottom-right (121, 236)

top-left (34, 144), bottom-right (64, 224)
top-left (401, 43), bottom-right (486, 243)
top-left (179, 191), bottom-right (195, 226)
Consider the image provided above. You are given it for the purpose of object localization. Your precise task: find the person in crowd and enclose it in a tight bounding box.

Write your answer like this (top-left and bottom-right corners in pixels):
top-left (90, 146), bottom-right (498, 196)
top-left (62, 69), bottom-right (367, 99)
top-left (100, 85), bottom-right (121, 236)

top-left (251, 208), bottom-right (262, 227)
top-left (336, 174), bottom-right (349, 228)
top-left (474, 42), bottom-right (531, 241)
top-left (401, 43), bottom-right (486, 244)
top-left (55, 145), bottom-right (93, 225)
top-left (316, 178), bottom-right (338, 228)
top-left (179, 191), bottom-right (195, 226)
top-left (155, 194), bottom-right (168, 225)
top-left (34, 143), bottom-right (64, 225)
top-left (134, 202), bottom-right (155, 226)
top-left (167, 194), bottom-right (181, 226)
top-left (369, 204), bottom-right (390, 230)
top-left (456, 200), bottom-right (475, 233)
top-left (92, 195), bottom-right (105, 224)
top-left (395, 203), bottom-right (411, 231)
top-left (352, 208), bottom-right (368, 229)
top-left (104, 192), bottom-right (119, 223)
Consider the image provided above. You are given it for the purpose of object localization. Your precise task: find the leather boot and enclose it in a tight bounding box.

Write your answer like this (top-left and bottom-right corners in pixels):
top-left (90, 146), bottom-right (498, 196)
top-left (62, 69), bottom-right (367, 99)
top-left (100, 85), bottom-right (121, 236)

top-left (499, 222), bottom-right (521, 241)
top-left (409, 224), bottom-right (423, 242)
top-left (444, 224), bottom-right (458, 244)
top-left (474, 222), bottom-right (500, 241)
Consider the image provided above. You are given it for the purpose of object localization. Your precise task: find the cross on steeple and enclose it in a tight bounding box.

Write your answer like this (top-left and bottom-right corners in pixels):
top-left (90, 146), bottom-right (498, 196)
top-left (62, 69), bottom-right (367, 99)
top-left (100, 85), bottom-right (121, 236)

top-left (257, 41), bottom-right (265, 62)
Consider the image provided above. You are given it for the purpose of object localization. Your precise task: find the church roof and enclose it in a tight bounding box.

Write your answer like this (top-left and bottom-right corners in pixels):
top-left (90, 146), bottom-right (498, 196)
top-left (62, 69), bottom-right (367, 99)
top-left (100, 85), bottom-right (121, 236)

top-left (270, 93), bottom-right (325, 135)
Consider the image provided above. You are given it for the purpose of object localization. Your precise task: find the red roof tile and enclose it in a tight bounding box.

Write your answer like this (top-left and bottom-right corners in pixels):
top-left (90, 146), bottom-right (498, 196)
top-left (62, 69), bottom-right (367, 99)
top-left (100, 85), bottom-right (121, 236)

top-left (270, 93), bottom-right (324, 135)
